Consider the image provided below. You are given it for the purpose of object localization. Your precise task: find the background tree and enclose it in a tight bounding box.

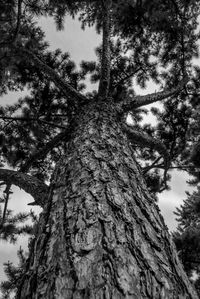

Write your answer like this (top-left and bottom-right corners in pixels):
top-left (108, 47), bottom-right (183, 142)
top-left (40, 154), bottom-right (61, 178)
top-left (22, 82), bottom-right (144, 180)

top-left (172, 94), bottom-right (200, 296)
top-left (0, 0), bottom-right (200, 298)
top-left (174, 186), bottom-right (200, 297)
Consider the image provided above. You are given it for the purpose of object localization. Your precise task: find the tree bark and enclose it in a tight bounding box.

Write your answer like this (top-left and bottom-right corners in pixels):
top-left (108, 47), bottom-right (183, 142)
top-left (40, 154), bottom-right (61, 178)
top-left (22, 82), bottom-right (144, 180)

top-left (16, 99), bottom-right (198, 298)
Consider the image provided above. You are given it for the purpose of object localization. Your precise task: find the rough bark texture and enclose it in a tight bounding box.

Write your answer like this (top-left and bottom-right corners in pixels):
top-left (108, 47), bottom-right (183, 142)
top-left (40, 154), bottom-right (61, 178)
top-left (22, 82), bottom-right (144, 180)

top-left (16, 100), bottom-right (197, 298)
top-left (118, 76), bottom-right (189, 113)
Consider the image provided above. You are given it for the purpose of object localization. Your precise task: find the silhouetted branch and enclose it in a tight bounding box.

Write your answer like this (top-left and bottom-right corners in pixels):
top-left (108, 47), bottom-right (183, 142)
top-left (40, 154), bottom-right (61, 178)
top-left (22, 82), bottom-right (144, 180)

top-left (17, 47), bottom-right (87, 105)
top-left (143, 164), bottom-right (195, 172)
top-left (20, 128), bottom-right (71, 172)
top-left (142, 156), bottom-right (162, 174)
top-left (0, 116), bottom-right (67, 129)
top-left (0, 42), bottom-right (88, 107)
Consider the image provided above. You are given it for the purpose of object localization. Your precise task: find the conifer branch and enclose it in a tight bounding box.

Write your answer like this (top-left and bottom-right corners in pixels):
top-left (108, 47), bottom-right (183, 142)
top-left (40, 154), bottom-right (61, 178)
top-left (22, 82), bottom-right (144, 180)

top-left (123, 124), bottom-right (169, 158)
top-left (98, 0), bottom-right (112, 98)
top-left (16, 47), bottom-right (87, 105)
top-left (142, 156), bottom-right (163, 174)
top-left (0, 43), bottom-right (88, 106)
top-left (0, 125), bottom-right (70, 205)
top-left (119, 76), bottom-right (189, 112)
top-left (143, 164), bottom-right (195, 172)
top-left (0, 169), bottom-right (48, 206)
top-left (13, 0), bottom-right (23, 44)
top-left (0, 116), bottom-right (67, 130)
top-left (123, 124), bottom-right (170, 190)
top-left (20, 128), bottom-right (71, 173)
top-left (36, 119), bottom-right (67, 130)
top-left (113, 67), bottom-right (141, 89)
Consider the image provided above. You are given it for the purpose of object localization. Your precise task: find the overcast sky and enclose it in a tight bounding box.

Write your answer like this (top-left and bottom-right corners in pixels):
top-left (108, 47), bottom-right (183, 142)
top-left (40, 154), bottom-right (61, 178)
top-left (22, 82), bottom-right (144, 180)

top-left (0, 15), bottom-right (197, 284)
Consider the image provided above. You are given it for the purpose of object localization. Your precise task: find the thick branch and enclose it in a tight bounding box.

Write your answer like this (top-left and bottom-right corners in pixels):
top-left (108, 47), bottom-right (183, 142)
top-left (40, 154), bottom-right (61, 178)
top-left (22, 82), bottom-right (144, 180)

top-left (0, 169), bottom-right (48, 206)
top-left (98, 0), bottom-right (112, 98)
top-left (123, 125), bottom-right (169, 158)
top-left (1, 43), bottom-right (87, 106)
top-left (123, 124), bottom-right (170, 189)
top-left (20, 128), bottom-right (71, 172)
top-left (20, 47), bottom-right (87, 103)
top-left (119, 76), bottom-right (189, 113)
top-left (0, 129), bottom-right (70, 207)
top-left (2, 44), bottom-right (87, 107)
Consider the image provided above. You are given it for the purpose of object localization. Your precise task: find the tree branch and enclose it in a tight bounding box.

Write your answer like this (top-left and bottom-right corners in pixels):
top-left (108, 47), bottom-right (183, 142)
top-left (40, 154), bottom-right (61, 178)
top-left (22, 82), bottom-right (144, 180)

top-left (0, 43), bottom-right (87, 107)
top-left (113, 67), bottom-right (141, 89)
top-left (1, 43), bottom-right (88, 108)
top-left (19, 47), bottom-right (87, 104)
top-left (0, 125), bottom-right (70, 204)
top-left (123, 124), bottom-right (169, 158)
top-left (169, 0), bottom-right (183, 19)
top-left (142, 156), bottom-right (163, 174)
top-left (123, 124), bottom-right (170, 189)
top-left (0, 116), bottom-right (67, 129)
top-left (13, 0), bottom-right (23, 44)
top-left (118, 76), bottom-right (189, 113)
top-left (20, 128), bottom-right (71, 172)
top-left (0, 169), bottom-right (48, 206)
top-left (143, 164), bottom-right (195, 172)
top-left (98, 0), bottom-right (112, 98)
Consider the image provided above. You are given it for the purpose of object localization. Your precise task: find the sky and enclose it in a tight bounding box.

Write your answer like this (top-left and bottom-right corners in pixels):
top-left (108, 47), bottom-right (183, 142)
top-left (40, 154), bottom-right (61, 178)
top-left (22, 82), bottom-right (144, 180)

top-left (0, 14), bottom-right (198, 285)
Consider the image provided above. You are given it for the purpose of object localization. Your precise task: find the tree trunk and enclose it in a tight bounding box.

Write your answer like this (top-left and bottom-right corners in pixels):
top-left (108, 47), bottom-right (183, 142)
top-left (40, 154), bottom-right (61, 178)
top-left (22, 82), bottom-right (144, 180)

top-left (16, 100), bottom-right (198, 298)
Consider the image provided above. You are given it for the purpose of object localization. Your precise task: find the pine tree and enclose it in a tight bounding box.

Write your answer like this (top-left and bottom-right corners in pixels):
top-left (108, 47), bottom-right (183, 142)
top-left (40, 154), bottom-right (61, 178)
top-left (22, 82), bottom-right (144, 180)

top-left (0, 0), bottom-right (200, 297)
top-left (173, 89), bottom-right (200, 296)
top-left (174, 187), bottom-right (200, 297)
